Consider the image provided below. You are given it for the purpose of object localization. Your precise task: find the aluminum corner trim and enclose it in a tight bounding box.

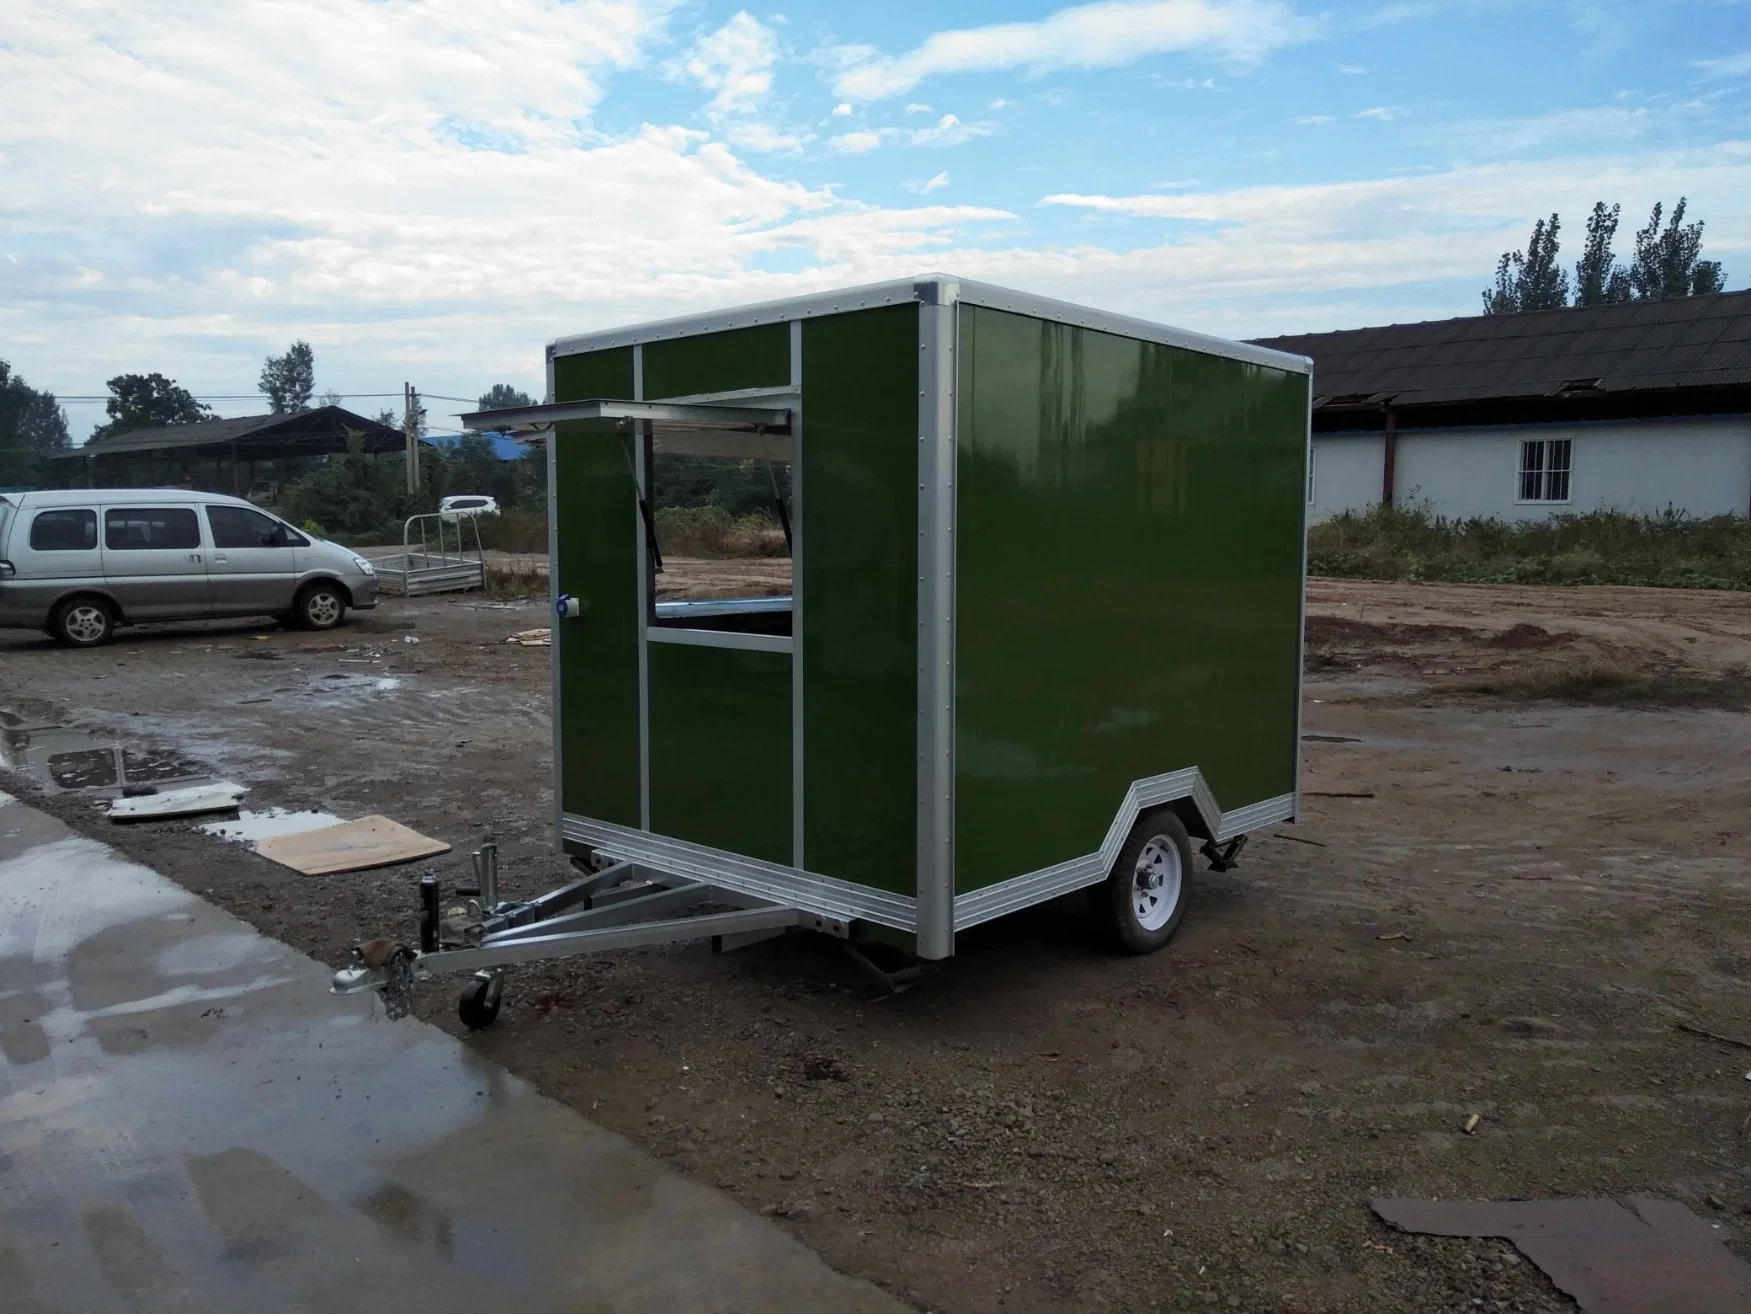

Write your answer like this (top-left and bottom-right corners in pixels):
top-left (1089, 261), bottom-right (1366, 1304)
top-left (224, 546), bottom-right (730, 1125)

top-left (561, 813), bottom-right (918, 931)
top-left (914, 297), bottom-right (957, 961)
top-left (951, 772), bottom-right (1297, 930)
top-left (546, 351), bottom-right (563, 853)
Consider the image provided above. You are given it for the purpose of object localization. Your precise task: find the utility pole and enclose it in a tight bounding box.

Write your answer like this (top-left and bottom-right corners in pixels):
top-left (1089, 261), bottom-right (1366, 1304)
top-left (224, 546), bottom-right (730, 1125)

top-left (403, 381), bottom-right (420, 494)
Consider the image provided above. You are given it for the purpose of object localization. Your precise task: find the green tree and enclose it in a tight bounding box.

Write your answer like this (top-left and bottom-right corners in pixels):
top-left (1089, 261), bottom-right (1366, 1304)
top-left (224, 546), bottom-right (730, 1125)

top-left (0, 359), bottom-right (71, 486)
top-left (91, 372), bottom-right (211, 439)
top-left (317, 388), bottom-right (344, 408)
top-left (1481, 213), bottom-right (1568, 314)
top-left (1629, 198), bottom-right (1726, 301)
top-left (1573, 202), bottom-right (1633, 307)
top-left (477, 383), bottom-right (535, 411)
top-left (259, 340), bottom-right (315, 413)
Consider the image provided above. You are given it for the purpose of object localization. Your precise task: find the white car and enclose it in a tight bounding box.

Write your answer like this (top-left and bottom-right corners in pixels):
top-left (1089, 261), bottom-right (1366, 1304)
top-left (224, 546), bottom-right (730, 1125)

top-left (437, 495), bottom-right (500, 522)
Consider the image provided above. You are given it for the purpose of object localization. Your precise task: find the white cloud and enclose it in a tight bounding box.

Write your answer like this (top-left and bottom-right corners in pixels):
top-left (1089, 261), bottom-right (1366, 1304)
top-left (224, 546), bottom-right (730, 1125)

top-left (989, 97), bottom-right (1011, 109)
top-left (1435, 105), bottom-right (1662, 154)
top-left (678, 11), bottom-right (779, 116)
top-left (831, 101), bottom-right (854, 116)
top-left (923, 171), bottom-right (950, 192)
top-left (831, 0), bottom-right (1320, 101)
top-left (0, 0), bottom-right (1018, 408)
top-left (1355, 105), bottom-right (1402, 120)
top-left (906, 102), bottom-right (935, 115)
top-left (1693, 50), bottom-right (1751, 79)
top-left (726, 120), bottom-right (806, 153)
top-left (910, 113), bottom-right (997, 147)
top-left (829, 129), bottom-right (887, 154)
top-left (1338, 63), bottom-right (1366, 74)
top-left (1292, 114), bottom-right (1335, 124)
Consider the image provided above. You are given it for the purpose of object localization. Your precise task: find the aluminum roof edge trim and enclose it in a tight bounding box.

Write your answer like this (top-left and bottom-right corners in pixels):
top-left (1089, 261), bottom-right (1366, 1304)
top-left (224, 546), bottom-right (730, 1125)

top-left (550, 273), bottom-right (1311, 375)
top-left (549, 276), bottom-right (934, 356)
top-left (951, 280), bottom-right (1312, 375)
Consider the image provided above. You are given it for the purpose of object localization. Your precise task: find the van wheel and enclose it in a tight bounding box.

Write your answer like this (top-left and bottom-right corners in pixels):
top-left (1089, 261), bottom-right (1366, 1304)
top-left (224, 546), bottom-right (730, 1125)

top-left (294, 582), bottom-right (346, 630)
top-left (52, 597), bottom-right (114, 647)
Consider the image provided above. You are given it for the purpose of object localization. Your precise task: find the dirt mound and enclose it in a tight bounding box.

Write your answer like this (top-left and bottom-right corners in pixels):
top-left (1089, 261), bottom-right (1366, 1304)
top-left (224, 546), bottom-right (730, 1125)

top-left (1487, 622), bottom-right (1562, 649)
top-left (1304, 616), bottom-right (1474, 648)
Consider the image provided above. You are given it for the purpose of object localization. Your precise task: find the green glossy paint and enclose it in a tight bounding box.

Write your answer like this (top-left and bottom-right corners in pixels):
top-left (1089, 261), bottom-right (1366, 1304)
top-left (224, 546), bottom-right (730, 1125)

top-left (954, 305), bottom-right (1307, 894)
top-left (800, 305), bottom-right (919, 894)
top-left (552, 347), bottom-right (639, 831)
top-left (647, 642), bottom-right (791, 863)
top-left (643, 324), bottom-right (789, 401)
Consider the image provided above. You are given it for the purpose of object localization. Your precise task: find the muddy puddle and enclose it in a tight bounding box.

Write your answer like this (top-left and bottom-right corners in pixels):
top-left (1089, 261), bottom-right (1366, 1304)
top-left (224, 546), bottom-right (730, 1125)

top-left (201, 808), bottom-right (343, 844)
top-left (0, 712), bottom-right (210, 797)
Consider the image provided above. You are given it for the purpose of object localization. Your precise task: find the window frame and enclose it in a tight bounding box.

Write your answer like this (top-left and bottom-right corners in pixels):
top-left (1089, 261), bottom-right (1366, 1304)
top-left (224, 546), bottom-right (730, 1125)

top-left (103, 506), bottom-right (205, 552)
top-left (1516, 438), bottom-right (1573, 505)
top-left (28, 508), bottom-right (99, 552)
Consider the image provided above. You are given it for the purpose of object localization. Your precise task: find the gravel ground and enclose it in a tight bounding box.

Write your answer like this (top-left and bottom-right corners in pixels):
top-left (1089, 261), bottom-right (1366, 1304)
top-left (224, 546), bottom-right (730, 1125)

top-left (4, 576), bottom-right (1750, 1313)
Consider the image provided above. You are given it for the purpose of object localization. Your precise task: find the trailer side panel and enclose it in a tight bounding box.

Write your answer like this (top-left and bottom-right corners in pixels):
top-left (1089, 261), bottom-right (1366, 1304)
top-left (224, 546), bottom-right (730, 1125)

top-left (800, 305), bottom-right (920, 896)
top-left (552, 346), bottom-right (641, 834)
top-left (955, 305), bottom-right (1306, 896)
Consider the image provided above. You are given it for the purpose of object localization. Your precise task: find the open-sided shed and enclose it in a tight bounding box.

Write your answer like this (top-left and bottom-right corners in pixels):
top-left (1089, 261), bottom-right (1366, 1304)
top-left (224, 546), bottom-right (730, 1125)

top-left (60, 405), bottom-right (409, 494)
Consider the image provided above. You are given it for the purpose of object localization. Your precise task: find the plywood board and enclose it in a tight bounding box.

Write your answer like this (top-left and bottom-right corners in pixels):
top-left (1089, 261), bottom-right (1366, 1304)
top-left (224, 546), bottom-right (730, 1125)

top-left (256, 815), bottom-right (450, 875)
top-left (109, 782), bottom-right (246, 822)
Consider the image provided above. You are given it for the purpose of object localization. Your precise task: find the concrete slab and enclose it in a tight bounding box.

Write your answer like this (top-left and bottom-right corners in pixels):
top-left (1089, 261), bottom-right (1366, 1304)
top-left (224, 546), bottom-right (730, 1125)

top-left (0, 791), bottom-right (908, 1314)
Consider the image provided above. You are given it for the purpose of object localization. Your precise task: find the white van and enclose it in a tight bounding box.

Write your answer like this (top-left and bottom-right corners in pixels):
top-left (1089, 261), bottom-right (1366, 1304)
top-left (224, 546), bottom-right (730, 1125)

top-left (0, 489), bottom-right (379, 646)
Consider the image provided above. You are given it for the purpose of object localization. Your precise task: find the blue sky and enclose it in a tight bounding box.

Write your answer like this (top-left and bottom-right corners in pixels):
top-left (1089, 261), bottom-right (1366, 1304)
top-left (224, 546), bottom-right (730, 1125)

top-left (2, 0), bottom-right (1747, 439)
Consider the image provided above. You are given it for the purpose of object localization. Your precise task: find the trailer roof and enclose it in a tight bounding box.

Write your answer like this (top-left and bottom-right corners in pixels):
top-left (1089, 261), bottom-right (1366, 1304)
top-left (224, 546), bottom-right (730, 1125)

top-left (550, 275), bottom-right (1311, 376)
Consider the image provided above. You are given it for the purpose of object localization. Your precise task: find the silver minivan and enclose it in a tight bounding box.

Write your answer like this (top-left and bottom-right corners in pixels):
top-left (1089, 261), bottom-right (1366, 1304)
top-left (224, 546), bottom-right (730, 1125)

top-left (0, 489), bottom-right (378, 646)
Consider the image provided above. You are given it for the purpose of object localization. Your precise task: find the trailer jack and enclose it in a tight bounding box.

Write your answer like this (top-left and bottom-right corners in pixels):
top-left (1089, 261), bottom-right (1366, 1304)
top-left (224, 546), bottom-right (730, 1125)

top-left (1200, 834), bottom-right (1248, 872)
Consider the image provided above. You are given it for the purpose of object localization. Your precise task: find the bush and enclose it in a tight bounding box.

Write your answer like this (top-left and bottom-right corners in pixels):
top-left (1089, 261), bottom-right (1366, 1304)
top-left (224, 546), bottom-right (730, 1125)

top-left (475, 506), bottom-right (547, 554)
top-left (1308, 505), bottom-right (1751, 590)
top-left (654, 505), bottom-right (787, 557)
top-left (301, 518), bottom-right (326, 538)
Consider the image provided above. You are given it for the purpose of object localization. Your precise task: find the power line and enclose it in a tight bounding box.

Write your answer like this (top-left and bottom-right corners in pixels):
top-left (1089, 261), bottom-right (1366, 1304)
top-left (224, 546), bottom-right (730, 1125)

top-left (48, 391), bottom-right (415, 402)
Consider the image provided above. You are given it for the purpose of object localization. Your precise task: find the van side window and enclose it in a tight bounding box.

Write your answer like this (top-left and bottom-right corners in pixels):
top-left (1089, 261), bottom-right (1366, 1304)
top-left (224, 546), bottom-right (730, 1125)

top-left (208, 505), bottom-right (287, 549)
top-left (30, 509), bottom-right (98, 551)
top-left (105, 508), bottom-right (201, 551)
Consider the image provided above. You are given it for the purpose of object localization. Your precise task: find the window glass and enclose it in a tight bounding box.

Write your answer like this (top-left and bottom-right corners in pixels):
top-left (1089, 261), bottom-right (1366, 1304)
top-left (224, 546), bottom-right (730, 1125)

top-left (105, 507), bottom-right (201, 550)
top-left (208, 504), bottom-right (286, 549)
top-left (29, 508), bottom-right (98, 551)
top-left (647, 444), bottom-right (792, 633)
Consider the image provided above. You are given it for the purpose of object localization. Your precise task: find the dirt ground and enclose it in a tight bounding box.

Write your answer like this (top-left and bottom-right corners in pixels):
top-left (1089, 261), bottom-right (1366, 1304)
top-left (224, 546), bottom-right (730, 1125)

top-left (4, 573), bottom-right (1750, 1314)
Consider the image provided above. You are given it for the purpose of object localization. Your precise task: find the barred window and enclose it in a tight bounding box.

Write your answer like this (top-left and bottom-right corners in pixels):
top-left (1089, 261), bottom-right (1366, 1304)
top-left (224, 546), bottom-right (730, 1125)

top-left (1518, 439), bottom-right (1571, 502)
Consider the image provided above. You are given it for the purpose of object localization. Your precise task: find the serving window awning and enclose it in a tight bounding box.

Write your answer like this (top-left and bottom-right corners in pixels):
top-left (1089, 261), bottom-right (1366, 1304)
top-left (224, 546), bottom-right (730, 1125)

top-left (460, 397), bottom-right (794, 459)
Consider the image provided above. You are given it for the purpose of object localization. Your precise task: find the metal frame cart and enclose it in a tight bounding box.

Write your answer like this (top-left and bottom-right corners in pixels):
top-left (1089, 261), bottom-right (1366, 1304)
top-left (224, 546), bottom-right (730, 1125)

top-left (334, 275), bottom-right (1313, 1027)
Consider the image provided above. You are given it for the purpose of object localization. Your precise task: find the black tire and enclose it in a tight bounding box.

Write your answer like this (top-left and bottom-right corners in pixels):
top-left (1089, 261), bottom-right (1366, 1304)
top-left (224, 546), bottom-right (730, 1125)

top-left (1091, 808), bottom-right (1193, 954)
top-left (293, 581), bottom-right (347, 631)
top-left (51, 596), bottom-right (115, 648)
top-left (458, 977), bottom-right (502, 1030)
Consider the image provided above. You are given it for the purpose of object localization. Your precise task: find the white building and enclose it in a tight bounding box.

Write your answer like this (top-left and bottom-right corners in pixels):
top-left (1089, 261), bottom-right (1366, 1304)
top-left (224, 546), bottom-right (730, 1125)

top-left (1254, 290), bottom-right (1751, 522)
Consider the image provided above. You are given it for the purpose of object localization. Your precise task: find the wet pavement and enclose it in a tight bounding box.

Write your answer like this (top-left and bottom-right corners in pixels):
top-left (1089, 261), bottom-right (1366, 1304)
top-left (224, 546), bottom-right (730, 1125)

top-left (0, 790), bottom-right (906, 1314)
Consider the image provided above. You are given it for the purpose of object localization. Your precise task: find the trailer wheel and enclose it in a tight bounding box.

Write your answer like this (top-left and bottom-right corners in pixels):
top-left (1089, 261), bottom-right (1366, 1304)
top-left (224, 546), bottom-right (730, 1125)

top-left (1093, 809), bottom-right (1191, 954)
top-left (458, 972), bottom-right (504, 1030)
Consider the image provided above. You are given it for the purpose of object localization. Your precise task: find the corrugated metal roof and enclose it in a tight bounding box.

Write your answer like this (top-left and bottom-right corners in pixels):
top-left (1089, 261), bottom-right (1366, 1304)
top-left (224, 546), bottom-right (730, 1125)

top-left (75, 405), bottom-right (406, 456)
top-left (1253, 290), bottom-right (1751, 408)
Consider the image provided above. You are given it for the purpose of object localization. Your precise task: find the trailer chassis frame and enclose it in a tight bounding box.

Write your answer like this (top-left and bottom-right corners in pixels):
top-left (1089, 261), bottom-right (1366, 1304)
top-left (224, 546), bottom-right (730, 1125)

top-left (330, 845), bottom-right (852, 1027)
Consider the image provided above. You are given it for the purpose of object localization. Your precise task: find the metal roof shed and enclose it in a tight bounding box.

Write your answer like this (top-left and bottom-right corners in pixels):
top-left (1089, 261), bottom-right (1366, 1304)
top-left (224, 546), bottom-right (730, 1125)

top-left (61, 406), bottom-right (412, 493)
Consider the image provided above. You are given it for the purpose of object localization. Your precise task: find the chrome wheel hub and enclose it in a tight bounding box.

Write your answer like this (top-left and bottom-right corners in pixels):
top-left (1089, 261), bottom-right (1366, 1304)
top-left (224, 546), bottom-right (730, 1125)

top-left (1131, 836), bottom-right (1183, 931)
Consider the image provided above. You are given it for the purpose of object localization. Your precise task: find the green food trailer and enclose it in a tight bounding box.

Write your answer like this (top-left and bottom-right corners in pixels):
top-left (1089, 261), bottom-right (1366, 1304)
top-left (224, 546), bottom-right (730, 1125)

top-left (335, 275), bottom-right (1312, 1028)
